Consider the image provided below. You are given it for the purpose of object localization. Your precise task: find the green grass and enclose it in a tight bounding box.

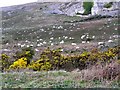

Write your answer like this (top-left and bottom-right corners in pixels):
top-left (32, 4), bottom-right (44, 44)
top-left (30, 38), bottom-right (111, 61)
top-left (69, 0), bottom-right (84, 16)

top-left (1, 71), bottom-right (120, 88)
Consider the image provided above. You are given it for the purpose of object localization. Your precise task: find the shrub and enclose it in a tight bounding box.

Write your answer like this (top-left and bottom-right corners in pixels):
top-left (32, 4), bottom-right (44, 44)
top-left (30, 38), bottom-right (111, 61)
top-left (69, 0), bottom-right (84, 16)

top-left (14, 47), bottom-right (34, 64)
top-left (104, 2), bottom-right (113, 8)
top-left (29, 47), bottom-right (64, 71)
top-left (83, 2), bottom-right (94, 15)
top-left (0, 54), bottom-right (11, 71)
top-left (103, 61), bottom-right (120, 80)
top-left (2, 46), bottom-right (119, 72)
top-left (28, 46), bottom-right (119, 71)
top-left (9, 57), bottom-right (27, 70)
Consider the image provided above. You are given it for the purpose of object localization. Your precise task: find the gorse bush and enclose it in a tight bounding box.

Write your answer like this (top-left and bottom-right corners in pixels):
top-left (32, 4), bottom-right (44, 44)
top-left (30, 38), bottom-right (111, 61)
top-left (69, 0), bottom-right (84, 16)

top-left (0, 54), bottom-right (11, 71)
top-left (29, 47), bottom-right (68, 71)
top-left (19, 46), bottom-right (120, 71)
top-left (1, 46), bottom-right (119, 72)
top-left (14, 47), bottom-right (34, 64)
top-left (9, 57), bottom-right (27, 70)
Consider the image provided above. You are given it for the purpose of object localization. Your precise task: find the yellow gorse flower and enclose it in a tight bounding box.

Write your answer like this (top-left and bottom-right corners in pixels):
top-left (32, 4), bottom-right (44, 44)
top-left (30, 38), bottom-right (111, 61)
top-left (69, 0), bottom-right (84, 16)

top-left (25, 51), bottom-right (30, 55)
top-left (9, 57), bottom-right (27, 69)
top-left (4, 46), bottom-right (119, 71)
top-left (1, 54), bottom-right (10, 60)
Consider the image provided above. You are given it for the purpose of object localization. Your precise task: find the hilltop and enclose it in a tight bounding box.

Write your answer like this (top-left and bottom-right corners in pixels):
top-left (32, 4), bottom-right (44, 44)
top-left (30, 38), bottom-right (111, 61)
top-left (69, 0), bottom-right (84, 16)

top-left (1, 2), bottom-right (119, 55)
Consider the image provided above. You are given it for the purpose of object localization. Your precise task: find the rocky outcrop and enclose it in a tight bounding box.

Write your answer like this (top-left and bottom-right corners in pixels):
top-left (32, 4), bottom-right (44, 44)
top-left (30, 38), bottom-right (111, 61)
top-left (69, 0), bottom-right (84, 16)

top-left (91, 2), bottom-right (119, 16)
top-left (44, 1), bottom-right (119, 17)
top-left (2, 1), bottom-right (120, 17)
top-left (44, 2), bottom-right (84, 16)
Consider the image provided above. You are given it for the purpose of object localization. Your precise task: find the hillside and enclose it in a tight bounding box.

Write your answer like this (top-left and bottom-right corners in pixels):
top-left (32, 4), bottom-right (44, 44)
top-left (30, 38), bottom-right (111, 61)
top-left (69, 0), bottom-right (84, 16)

top-left (1, 1), bottom-right (120, 88)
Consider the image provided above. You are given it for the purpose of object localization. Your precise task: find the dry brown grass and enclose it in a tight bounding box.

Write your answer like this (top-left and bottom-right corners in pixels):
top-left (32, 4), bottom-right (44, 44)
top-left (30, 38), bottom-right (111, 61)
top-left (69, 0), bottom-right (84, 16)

top-left (103, 61), bottom-right (120, 80)
top-left (71, 60), bottom-right (120, 81)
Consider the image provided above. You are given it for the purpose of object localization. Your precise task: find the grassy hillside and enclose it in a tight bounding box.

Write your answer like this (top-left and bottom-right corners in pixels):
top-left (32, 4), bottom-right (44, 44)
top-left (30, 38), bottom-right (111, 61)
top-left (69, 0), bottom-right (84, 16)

top-left (1, 70), bottom-right (120, 88)
top-left (1, 2), bottom-right (120, 89)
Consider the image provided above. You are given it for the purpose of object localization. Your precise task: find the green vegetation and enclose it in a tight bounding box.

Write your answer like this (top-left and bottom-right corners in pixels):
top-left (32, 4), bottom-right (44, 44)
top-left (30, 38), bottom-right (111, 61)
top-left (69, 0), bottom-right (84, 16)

top-left (1, 2), bottom-right (119, 88)
top-left (83, 2), bottom-right (94, 15)
top-left (104, 2), bottom-right (113, 8)
top-left (0, 54), bottom-right (11, 71)
top-left (1, 46), bottom-right (120, 88)
top-left (1, 46), bottom-right (119, 72)
top-left (1, 71), bottom-right (120, 88)
top-left (14, 47), bottom-right (34, 65)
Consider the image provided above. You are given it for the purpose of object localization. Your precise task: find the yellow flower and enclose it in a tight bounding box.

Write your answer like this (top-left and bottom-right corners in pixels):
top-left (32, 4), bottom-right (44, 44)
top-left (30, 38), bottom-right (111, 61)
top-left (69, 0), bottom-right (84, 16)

top-left (25, 51), bottom-right (30, 55)
top-left (1, 54), bottom-right (10, 60)
top-left (9, 57), bottom-right (27, 69)
top-left (80, 51), bottom-right (90, 57)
